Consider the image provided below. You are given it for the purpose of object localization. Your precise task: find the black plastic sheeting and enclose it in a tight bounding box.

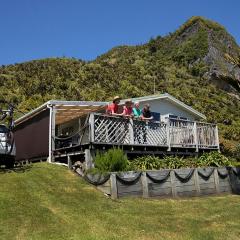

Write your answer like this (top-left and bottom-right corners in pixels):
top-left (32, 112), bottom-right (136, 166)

top-left (217, 168), bottom-right (229, 179)
top-left (116, 172), bottom-right (142, 185)
top-left (82, 167), bottom-right (240, 196)
top-left (228, 167), bottom-right (240, 194)
top-left (146, 171), bottom-right (170, 183)
top-left (174, 169), bottom-right (195, 183)
top-left (198, 168), bottom-right (215, 180)
top-left (84, 173), bottom-right (110, 186)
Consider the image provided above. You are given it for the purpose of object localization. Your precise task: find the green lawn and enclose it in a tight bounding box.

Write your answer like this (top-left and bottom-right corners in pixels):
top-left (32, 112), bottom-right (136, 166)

top-left (0, 163), bottom-right (240, 240)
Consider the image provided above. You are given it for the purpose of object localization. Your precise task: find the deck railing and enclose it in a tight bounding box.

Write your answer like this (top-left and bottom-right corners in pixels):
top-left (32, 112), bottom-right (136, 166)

top-left (90, 113), bottom-right (219, 151)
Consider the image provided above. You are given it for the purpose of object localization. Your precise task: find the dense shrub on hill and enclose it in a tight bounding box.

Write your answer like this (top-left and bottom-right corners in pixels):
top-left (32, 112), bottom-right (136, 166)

top-left (0, 16), bottom-right (239, 155)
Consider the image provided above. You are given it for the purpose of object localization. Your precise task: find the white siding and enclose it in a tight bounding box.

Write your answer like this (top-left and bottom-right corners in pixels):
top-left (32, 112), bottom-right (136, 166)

top-left (138, 99), bottom-right (197, 121)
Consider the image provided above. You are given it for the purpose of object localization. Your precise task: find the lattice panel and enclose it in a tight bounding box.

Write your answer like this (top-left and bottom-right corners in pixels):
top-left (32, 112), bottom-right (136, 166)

top-left (133, 120), bottom-right (167, 145)
top-left (94, 115), bottom-right (130, 144)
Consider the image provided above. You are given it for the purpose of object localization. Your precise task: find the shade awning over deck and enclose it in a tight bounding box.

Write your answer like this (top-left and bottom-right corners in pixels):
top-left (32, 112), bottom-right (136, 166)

top-left (55, 104), bottom-right (106, 125)
top-left (15, 100), bottom-right (108, 126)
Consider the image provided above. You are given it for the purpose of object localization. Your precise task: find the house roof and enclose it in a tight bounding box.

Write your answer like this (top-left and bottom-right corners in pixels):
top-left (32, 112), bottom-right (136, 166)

top-left (15, 93), bottom-right (206, 125)
top-left (121, 93), bottom-right (206, 119)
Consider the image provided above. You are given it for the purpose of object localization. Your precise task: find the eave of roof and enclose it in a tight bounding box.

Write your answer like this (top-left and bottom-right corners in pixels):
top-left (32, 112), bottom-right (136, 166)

top-left (15, 101), bottom-right (50, 126)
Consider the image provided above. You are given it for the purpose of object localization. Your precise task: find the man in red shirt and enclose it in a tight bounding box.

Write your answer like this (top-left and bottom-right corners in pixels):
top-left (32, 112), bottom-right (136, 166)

top-left (106, 96), bottom-right (122, 115)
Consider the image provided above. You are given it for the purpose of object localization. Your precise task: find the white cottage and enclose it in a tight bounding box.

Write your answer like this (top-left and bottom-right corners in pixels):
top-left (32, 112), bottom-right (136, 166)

top-left (14, 93), bottom-right (219, 167)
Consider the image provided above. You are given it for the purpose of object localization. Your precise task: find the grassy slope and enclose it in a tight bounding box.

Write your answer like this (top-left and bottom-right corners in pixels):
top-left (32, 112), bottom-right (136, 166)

top-left (0, 163), bottom-right (240, 240)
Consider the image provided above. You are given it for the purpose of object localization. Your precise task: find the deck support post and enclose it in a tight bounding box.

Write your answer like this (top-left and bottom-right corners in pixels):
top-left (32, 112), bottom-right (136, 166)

top-left (84, 149), bottom-right (94, 170)
top-left (89, 113), bottom-right (95, 143)
top-left (141, 172), bottom-right (149, 198)
top-left (193, 122), bottom-right (199, 152)
top-left (110, 173), bottom-right (118, 199)
top-left (67, 155), bottom-right (72, 169)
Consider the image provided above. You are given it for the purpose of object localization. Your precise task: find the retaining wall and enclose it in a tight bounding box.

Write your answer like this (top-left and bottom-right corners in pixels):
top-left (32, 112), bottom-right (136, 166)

top-left (83, 167), bottom-right (240, 199)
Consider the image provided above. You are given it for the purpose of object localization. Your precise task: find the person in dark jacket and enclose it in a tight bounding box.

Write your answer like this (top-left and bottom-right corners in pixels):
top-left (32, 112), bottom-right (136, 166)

top-left (140, 104), bottom-right (153, 143)
top-left (141, 104), bottom-right (153, 120)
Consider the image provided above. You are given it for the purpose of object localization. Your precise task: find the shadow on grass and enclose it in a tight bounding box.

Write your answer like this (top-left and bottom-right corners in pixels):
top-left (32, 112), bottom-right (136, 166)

top-left (0, 164), bottom-right (33, 174)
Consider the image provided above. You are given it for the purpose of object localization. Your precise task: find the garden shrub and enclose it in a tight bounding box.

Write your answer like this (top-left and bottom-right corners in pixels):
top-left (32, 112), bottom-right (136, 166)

top-left (129, 152), bottom-right (237, 170)
top-left (94, 148), bottom-right (128, 172)
top-left (161, 156), bottom-right (187, 169)
top-left (129, 155), bottom-right (195, 170)
top-left (129, 156), bottom-right (162, 171)
top-left (93, 149), bottom-right (237, 172)
top-left (197, 151), bottom-right (234, 167)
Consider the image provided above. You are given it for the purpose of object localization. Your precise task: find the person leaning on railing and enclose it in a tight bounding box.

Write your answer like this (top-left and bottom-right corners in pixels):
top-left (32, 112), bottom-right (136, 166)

top-left (141, 104), bottom-right (154, 121)
top-left (122, 99), bottom-right (134, 117)
top-left (140, 104), bottom-right (153, 144)
top-left (132, 103), bottom-right (154, 144)
top-left (106, 96), bottom-right (123, 116)
top-left (132, 102), bottom-right (142, 143)
top-left (133, 101), bottom-right (141, 119)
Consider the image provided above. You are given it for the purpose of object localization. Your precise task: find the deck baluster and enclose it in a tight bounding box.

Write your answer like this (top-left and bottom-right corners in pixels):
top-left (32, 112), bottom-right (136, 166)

top-left (215, 125), bottom-right (220, 152)
top-left (129, 118), bottom-right (134, 144)
top-left (194, 122), bottom-right (198, 152)
top-left (166, 118), bottom-right (171, 151)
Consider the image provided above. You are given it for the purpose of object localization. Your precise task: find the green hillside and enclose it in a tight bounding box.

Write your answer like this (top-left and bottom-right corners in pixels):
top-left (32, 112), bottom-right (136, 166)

top-left (0, 16), bottom-right (239, 155)
top-left (1, 162), bottom-right (240, 240)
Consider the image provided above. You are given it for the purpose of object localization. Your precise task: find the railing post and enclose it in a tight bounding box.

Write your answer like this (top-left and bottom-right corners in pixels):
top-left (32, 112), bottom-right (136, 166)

top-left (166, 118), bottom-right (171, 151)
top-left (129, 118), bottom-right (134, 144)
top-left (89, 113), bottom-right (95, 143)
top-left (215, 125), bottom-right (220, 152)
top-left (194, 122), bottom-right (199, 152)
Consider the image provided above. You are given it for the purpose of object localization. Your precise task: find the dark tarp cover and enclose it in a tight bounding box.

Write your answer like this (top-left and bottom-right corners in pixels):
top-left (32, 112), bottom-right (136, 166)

top-left (14, 109), bottom-right (50, 161)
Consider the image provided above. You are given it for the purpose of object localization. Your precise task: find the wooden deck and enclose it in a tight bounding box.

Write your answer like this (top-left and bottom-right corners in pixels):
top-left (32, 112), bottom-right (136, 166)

top-left (53, 113), bottom-right (219, 160)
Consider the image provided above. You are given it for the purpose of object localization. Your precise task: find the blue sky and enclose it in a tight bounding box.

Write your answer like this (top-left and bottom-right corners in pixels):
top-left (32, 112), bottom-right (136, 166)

top-left (0, 0), bottom-right (239, 65)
